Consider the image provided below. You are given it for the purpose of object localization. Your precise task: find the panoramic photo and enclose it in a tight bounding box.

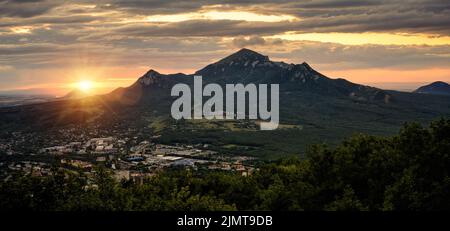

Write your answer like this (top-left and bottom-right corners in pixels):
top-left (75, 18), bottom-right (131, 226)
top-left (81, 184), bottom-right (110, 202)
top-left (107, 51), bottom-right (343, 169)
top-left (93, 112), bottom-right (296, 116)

top-left (0, 0), bottom-right (449, 228)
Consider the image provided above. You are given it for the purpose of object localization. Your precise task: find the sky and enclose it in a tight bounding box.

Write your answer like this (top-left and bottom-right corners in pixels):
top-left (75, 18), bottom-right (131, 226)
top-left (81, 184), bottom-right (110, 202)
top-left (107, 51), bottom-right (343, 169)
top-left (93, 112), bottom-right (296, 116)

top-left (0, 0), bottom-right (449, 96)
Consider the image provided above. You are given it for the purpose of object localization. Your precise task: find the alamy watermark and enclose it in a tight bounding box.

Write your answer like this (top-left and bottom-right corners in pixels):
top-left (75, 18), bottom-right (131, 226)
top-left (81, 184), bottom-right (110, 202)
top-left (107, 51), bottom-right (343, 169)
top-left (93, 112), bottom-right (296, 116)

top-left (171, 76), bottom-right (279, 130)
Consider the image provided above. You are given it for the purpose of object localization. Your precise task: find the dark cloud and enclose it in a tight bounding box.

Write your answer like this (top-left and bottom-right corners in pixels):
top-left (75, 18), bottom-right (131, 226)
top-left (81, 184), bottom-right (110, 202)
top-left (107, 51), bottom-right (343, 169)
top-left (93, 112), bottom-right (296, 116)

top-left (1, 0), bottom-right (449, 35)
top-left (94, 0), bottom-right (206, 15)
top-left (232, 36), bottom-right (266, 47)
top-left (0, 43), bottom-right (64, 56)
top-left (275, 0), bottom-right (450, 35)
top-left (115, 20), bottom-right (294, 37)
top-left (96, 0), bottom-right (291, 15)
top-left (0, 0), bottom-right (59, 18)
top-left (292, 0), bottom-right (382, 8)
top-left (0, 15), bottom-right (104, 28)
top-left (99, 0), bottom-right (450, 36)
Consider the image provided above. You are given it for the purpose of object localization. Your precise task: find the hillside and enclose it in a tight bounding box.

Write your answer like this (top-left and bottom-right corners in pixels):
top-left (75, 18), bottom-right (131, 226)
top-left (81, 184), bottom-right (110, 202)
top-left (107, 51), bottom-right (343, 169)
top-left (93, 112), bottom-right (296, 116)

top-left (414, 81), bottom-right (450, 96)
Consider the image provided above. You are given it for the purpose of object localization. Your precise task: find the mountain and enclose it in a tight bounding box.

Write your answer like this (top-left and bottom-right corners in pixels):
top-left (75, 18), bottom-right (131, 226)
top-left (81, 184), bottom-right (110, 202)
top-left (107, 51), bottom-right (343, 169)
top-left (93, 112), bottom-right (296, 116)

top-left (108, 69), bottom-right (187, 106)
top-left (60, 89), bottom-right (90, 100)
top-left (111, 48), bottom-right (391, 105)
top-left (414, 81), bottom-right (450, 96)
top-left (1, 48), bottom-right (450, 158)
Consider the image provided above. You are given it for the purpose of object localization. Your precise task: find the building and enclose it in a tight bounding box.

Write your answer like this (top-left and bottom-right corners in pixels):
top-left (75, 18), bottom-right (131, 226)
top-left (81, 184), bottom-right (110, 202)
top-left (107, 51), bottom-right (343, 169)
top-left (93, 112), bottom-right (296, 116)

top-left (113, 170), bottom-right (130, 181)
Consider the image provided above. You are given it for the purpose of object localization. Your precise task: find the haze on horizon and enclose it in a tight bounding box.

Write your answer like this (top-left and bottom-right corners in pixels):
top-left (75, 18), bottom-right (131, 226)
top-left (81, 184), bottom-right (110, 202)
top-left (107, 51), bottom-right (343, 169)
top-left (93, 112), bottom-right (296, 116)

top-left (0, 0), bottom-right (449, 96)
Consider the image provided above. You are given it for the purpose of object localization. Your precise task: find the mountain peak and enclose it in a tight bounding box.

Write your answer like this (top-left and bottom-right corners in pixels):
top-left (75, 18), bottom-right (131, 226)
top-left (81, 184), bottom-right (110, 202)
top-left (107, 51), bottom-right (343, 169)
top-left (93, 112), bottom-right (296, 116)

top-left (235, 48), bottom-right (265, 56)
top-left (429, 81), bottom-right (449, 87)
top-left (217, 48), bottom-right (269, 65)
top-left (143, 69), bottom-right (161, 78)
top-left (414, 81), bottom-right (450, 95)
top-left (138, 69), bottom-right (164, 86)
top-left (300, 62), bottom-right (313, 70)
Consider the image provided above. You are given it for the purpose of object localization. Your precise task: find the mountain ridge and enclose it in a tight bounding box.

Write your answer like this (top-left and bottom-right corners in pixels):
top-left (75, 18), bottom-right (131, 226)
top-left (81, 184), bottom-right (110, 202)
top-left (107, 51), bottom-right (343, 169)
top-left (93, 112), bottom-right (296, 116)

top-left (414, 81), bottom-right (450, 96)
top-left (114, 48), bottom-right (391, 104)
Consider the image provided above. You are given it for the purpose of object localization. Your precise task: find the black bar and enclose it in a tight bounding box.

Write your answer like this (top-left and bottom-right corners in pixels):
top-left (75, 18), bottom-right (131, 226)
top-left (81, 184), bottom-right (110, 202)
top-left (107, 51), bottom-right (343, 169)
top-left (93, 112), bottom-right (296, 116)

top-left (1, 212), bottom-right (447, 230)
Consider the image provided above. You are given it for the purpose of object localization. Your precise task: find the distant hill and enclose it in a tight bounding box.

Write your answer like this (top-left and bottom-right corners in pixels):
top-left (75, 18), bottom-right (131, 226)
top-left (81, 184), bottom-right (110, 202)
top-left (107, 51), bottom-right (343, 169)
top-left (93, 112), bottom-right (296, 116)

top-left (60, 89), bottom-right (90, 100)
top-left (0, 95), bottom-right (55, 108)
top-left (414, 81), bottom-right (450, 96)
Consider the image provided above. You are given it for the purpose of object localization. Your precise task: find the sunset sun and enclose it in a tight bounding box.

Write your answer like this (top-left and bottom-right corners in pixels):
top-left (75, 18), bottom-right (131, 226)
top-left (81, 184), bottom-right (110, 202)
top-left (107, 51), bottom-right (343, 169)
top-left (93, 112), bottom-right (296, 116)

top-left (77, 80), bottom-right (93, 92)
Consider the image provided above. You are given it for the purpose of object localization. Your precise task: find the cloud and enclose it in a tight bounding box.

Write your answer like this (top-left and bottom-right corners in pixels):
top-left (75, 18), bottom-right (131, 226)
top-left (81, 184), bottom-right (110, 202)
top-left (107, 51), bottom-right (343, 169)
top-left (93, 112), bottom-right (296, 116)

top-left (0, 0), bottom-right (60, 18)
top-left (292, 0), bottom-right (381, 8)
top-left (264, 40), bottom-right (450, 70)
top-left (2, 1), bottom-right (450, 37)
top-left (114, 20), bottom-right (296, 37)
top-left (98, 0), bottom-right (205, 15)
top-left (90, 0), bottom-right (450, 35)
top-left (0, 15), bottom-right (104, 28)
top-left (268, 0), bottom-right (450, 35)
top-left (232, 36), bottom-right (266, 47)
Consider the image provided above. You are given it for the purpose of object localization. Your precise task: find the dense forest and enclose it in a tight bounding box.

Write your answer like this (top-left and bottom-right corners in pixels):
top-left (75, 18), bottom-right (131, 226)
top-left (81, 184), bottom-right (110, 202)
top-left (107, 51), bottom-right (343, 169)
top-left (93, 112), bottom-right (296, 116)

top-left (0, 119), bottom-right (449, 211)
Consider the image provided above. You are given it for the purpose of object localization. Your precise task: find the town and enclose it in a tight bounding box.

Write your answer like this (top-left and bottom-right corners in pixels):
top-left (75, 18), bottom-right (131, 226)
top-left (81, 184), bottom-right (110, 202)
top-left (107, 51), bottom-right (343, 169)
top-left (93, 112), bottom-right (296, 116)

top-left (0, 125), bottom-right (257, 184)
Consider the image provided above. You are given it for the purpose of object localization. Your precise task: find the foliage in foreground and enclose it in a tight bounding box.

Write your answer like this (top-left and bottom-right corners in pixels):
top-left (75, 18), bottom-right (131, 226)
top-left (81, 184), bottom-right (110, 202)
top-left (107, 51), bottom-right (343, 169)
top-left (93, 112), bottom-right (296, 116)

top-left (0, 119), bottom-right (449, 211)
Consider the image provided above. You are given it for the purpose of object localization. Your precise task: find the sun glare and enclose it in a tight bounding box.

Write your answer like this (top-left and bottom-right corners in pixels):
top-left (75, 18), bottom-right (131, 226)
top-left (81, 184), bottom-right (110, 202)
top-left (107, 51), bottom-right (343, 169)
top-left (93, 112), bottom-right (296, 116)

top-left (78, 80), bottom-right (93, 92)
